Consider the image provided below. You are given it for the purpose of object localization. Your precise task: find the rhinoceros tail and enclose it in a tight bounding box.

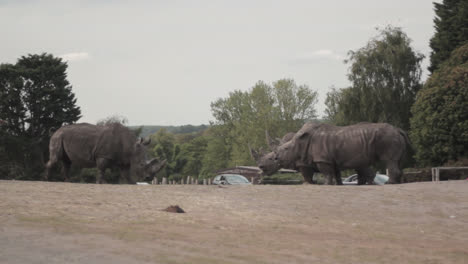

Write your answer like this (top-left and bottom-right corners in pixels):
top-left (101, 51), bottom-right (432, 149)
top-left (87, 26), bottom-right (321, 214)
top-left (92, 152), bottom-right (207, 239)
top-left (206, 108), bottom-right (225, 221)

top-left (398, 128), bottom-right (412, 150)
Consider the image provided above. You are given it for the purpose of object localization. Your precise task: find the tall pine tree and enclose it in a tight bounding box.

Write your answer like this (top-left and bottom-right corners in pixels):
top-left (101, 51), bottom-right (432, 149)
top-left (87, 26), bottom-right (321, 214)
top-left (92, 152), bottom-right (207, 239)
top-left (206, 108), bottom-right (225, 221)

top-left (429, 0), bottom-right (468, 73)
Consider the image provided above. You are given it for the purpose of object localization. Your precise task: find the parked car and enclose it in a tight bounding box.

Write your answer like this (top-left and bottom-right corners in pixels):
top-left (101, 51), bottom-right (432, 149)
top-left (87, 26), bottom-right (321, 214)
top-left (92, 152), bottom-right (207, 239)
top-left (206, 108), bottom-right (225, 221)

top-left (212, 174), bottom-right (252, 185)
top-left (342, 173), bottom-right (389, 185)
top-left (342, 174), bottom-right (359, 185)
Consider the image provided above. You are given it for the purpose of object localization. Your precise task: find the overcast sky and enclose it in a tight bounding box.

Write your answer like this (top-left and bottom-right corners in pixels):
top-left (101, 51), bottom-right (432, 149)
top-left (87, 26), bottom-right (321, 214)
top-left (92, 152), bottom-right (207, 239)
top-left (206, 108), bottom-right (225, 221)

top-left (1, 0), bottom-right (439, 126)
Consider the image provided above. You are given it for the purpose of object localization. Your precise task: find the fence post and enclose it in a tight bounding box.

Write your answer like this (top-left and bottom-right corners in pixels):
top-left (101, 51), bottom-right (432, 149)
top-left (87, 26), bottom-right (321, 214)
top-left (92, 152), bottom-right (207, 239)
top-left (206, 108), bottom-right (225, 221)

top-left (162, 177), bottom-right (167, 185)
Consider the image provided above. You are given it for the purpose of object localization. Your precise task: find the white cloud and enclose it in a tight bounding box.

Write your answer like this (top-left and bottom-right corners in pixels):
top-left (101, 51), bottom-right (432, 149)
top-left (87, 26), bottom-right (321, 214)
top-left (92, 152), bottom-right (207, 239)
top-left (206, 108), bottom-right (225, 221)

top-left (305, 49), bottom-right (344, 61)
top-left (60, 52), bottom-right (90, 62)
top-left (290, 49), bottom-right (344, 64)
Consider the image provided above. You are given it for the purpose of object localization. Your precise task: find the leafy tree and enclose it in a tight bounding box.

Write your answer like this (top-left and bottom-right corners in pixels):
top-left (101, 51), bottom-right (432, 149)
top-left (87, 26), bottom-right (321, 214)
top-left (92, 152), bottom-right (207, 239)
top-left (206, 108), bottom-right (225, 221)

top-left (410, 43), bottom-right (468, 166)
top-left (324, 86), bottom-right (355, 125)
top-left (0, 53), bottom-right (81, 180)
top-left (148, 128), bottom-right (211, 180)
top-left (325, 26), bottom-right (424, 131)
top-left (97, 114), bottom-right (128, 126)
top-left (211, 78), bottom-right (318, 166)
top-left (150, 128), bottom-right (177, 178)
top-left (429, 0), bottom-right (468, 73)
top-left (200, 126), bottom-right (231, 177)
top-left (180, 136), bottom-right (208, 177)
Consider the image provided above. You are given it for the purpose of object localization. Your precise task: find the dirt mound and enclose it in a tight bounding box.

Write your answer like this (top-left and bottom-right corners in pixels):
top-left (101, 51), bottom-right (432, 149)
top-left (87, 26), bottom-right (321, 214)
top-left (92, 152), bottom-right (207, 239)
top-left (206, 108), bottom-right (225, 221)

top-left (163, 205), bottom-right (185, 213)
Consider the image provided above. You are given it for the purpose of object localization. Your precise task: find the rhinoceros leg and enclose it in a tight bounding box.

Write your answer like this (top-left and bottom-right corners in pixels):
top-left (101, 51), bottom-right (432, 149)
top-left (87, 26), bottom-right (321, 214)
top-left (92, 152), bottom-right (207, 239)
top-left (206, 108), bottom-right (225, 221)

top-left (61, 160), bottom-right (71, 182)
top-left (96, 158), bottom-right (110, 184)
top-left (335, 170), bottom-right (343, 185)
top-left (316, 163), bottom-right (342, 185)
top-left (386, 160), bottom-right (402, 184)
top-left (45, 159), bottom-right (56, 181)
top-left (119, 168), bottom-right (133, 184)
top-left (300, 166), bottom-right (315, 184)
top-left (356, 167), bottom-right (375, 185)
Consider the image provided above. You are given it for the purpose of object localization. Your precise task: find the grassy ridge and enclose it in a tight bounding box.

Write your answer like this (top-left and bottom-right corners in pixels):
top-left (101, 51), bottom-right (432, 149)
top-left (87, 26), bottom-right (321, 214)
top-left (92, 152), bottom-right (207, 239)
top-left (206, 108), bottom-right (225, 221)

top-left (130, 124), bottom-right (209, 138)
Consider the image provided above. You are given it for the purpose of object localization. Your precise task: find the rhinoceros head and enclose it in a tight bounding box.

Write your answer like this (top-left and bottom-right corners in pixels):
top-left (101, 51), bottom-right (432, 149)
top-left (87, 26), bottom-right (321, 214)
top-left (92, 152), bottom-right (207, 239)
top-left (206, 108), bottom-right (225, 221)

top-left (130, 137), bottom-right (160, 181)
top-left (257, 151), bottom-right (280, 176)
top-left (256, 137), bottom-right (297, 176)
top-left (143, 158), bottom-right (167, 181)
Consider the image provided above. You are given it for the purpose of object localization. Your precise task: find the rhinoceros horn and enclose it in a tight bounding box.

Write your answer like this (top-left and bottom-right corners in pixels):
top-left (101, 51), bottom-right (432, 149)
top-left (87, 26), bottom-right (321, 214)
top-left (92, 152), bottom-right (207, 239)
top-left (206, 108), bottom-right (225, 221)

top-left (146, 157), bottom-right (166, 167)
top-left (142, 137), bottom-right (151, 146)
top-left (248, 143), bottom-right (262, 162)
top-left (265, 130), bottom-right (281, 151)
top-left (137, 137), bottom-right (151, 145)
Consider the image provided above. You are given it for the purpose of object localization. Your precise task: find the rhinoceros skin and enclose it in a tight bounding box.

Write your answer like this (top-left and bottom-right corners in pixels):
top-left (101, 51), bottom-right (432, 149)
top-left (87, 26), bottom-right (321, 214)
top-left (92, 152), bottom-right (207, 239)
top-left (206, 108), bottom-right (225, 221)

top-left (45, 123), bottom-right (165, 184)
top-left (258, 122), bottom-right (410, 185)
top-left (256, 132), bottom-right (321, 184)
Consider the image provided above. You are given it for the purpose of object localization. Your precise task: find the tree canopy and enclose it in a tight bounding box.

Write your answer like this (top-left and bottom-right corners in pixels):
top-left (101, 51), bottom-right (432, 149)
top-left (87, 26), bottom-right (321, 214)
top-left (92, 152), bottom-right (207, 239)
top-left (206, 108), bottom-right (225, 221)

top-left (325, 26), bottom-right (424, 131)
top-left (0, 53), bottom-right (81, 180)
top-left (211, 78), bottom-right (318, 166)
top-left (410, 43), bottom-right (468, 166)
top-left (429, 0), bottom-right (468, 73)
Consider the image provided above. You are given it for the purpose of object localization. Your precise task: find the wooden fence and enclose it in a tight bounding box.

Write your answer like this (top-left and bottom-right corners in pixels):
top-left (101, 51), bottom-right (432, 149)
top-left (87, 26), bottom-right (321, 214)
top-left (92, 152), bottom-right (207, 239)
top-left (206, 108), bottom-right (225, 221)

top-left (151, 176), bottom-right (257, 185)
top-left (431, 167), bottom-right (468, 182)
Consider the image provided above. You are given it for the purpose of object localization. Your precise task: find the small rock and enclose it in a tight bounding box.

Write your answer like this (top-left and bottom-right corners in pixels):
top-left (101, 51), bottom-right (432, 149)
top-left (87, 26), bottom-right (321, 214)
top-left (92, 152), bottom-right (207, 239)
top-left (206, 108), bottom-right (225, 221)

top-left (163, 205), bottom-right (185, 213)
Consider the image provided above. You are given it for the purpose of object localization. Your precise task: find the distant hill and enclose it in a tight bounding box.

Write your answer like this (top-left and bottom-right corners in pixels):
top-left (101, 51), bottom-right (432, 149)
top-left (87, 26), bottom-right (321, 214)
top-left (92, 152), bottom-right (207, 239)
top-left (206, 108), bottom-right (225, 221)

top-left (130, 124), bottom-right (209, 138)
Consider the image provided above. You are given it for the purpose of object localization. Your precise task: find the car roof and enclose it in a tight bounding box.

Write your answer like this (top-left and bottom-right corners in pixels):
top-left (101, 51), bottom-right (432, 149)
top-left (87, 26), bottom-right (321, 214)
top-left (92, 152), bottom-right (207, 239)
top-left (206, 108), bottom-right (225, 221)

top-left (217, 174), bottom-right (246, 177)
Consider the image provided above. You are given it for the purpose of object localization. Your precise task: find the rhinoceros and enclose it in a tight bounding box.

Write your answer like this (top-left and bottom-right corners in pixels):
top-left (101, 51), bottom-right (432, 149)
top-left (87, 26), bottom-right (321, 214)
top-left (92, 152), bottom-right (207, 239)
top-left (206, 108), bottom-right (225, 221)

top-left (256, 122), bottom-right (410, 185)
top-left (45, 123), bottom-right (166, 184)
top-left (251, 131), bottom-right (321, 184)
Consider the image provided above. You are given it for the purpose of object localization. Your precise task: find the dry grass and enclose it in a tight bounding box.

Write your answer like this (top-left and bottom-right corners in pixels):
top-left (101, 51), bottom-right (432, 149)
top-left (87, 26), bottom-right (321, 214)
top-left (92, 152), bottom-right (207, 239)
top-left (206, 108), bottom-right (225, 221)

top-left (1, 180), bottom-right (468, 264)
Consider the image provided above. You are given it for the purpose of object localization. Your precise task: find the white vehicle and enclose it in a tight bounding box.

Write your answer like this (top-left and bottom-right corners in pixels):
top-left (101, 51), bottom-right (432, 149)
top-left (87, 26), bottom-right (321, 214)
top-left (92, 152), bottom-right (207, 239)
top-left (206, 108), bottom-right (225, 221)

top-left (342, 173), bottom-right (389, 185)
top-left (212, 174), bottom-right (252, 185)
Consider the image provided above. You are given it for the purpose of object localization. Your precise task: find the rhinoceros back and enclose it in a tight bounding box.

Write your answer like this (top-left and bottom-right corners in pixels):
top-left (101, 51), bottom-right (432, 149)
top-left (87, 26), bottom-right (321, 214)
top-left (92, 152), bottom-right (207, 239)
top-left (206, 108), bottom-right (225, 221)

top-left (51, 123), bottom-right (136, 168)
top-left (296, 122), bottom-right (406, 169)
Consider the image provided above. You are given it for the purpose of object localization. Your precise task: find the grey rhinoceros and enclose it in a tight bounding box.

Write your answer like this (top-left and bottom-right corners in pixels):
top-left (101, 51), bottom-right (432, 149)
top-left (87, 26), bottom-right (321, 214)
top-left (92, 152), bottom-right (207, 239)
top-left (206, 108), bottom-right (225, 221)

top-left (251, 131), bottom-right (320, 184)
top-left (256, 122), bottom-right (410, 185)
top-left (45, 123), bottom-right (166, 184)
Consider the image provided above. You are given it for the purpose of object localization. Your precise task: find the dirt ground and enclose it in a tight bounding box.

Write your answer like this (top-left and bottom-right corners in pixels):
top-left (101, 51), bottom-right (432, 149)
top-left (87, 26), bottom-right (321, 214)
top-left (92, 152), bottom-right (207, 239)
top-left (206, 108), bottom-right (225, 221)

top-left (1, 180), bottom-right (467, 264)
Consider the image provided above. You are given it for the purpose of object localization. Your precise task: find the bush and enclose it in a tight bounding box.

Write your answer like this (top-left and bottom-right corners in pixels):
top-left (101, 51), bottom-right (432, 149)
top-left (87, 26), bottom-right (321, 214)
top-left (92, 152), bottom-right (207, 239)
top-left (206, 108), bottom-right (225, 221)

top-left (262, 173), bottom-right (304, 185)
top-left (410, 43), bottom-right (468, 166)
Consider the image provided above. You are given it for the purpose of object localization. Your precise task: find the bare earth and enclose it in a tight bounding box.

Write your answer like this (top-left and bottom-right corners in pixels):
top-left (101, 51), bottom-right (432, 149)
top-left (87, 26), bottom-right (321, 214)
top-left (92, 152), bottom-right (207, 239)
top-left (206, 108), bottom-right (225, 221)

top-left (1, 180), bottom-right (467, 264)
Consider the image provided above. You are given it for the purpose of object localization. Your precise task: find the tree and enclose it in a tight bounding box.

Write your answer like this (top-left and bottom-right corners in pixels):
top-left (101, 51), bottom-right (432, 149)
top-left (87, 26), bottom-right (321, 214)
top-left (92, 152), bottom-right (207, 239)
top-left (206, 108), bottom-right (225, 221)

top-left (210, 78), bottom-right (318, 166)
top-left (325, 26), bottom-right (424, 131)
top-left (180, 136), bottom-right (208, 177)
top-left (410, 43), bottom-right (468, 166)
top-left (0, 53), bottom-right (81, 180)
top-left (200, 126), bottom-right (231, 178)
top-left (150, 128), bottom-right (177, 178)
top-left (97, 114), bottom-right (129, 126)
top-left (429, 0), bottom-right (468, 73)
